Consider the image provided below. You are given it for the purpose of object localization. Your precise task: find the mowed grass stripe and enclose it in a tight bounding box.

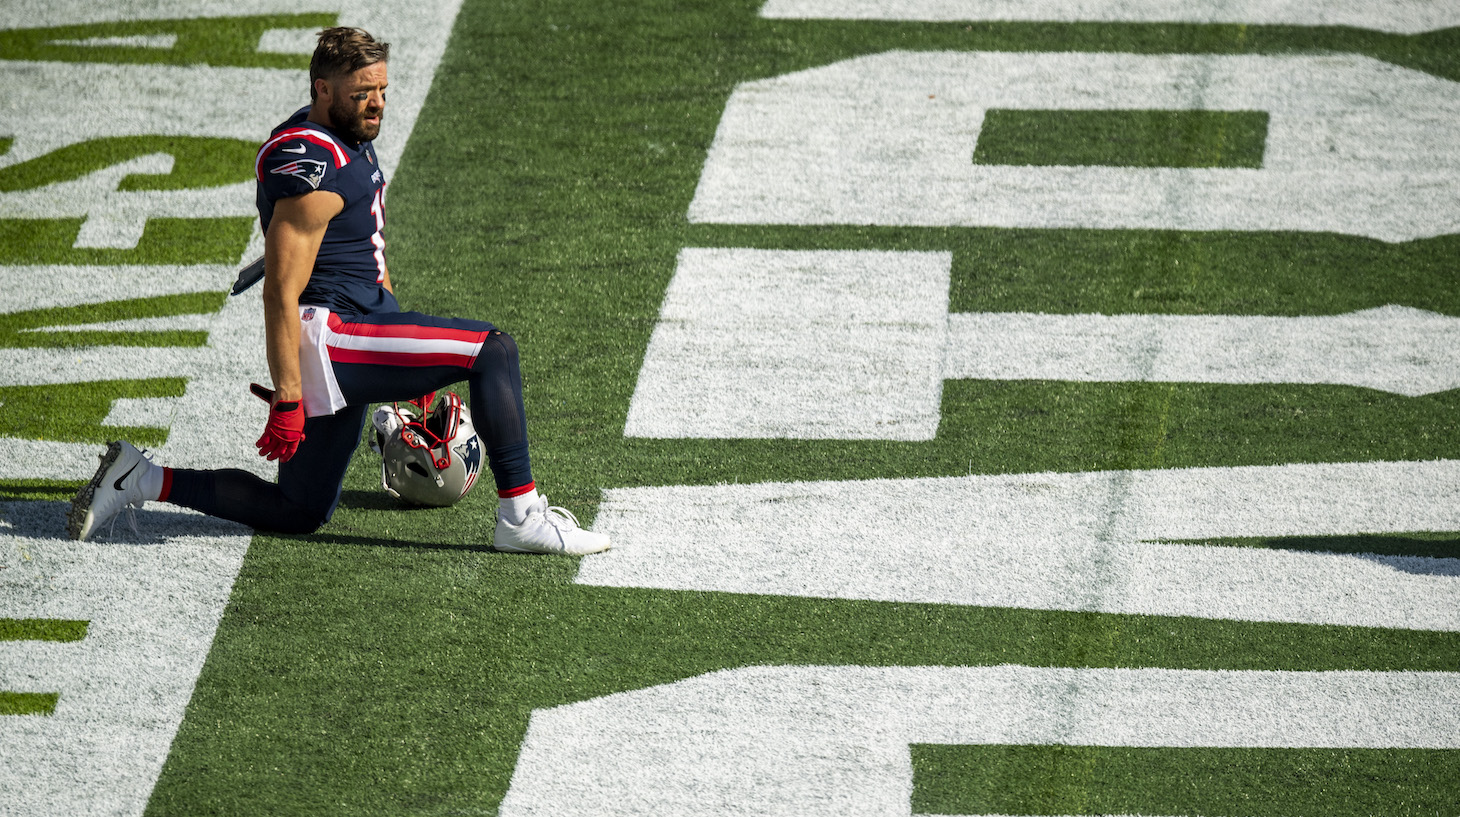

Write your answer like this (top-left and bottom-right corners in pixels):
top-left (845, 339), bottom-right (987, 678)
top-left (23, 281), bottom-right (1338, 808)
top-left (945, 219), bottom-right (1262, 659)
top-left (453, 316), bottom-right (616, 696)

top-left (912, 744), bottom-right (1460, 816)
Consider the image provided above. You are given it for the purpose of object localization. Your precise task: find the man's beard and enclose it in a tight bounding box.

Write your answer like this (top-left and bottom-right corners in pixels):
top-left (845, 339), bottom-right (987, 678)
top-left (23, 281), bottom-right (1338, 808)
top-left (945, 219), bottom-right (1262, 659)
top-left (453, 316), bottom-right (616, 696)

top-left (329, 95), bottom-right (382, 143)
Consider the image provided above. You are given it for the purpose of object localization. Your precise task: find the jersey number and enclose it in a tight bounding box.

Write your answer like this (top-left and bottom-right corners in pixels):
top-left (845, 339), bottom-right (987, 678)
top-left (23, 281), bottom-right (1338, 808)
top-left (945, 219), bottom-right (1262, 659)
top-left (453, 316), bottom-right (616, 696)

top-left (369, 188), bottom-right (387, 283)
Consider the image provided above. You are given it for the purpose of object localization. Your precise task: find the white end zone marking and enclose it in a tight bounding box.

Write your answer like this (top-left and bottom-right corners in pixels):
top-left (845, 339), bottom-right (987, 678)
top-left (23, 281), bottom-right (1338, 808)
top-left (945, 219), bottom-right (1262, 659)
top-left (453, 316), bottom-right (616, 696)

top-left (46, 34), bottom-right (181, 50)
top-left (500, 665), bottom-right (1460, 817)
top-left (944, 305), bottom-right (1460, 397)
top-left (256, 27), bottom-right (319, 55)
top-left (625, 248), bottom-right (950, 440)
top-left (759, 0), bottom-right (1460, 35)
top-left (625, 249), bottom-right (1460, 442)
top-left (579, 459), bottom-right (1460, 630)
top-left (0, 502), bottom-right (250, 817)
top-left (103, 397), bottom-right (179, 429)
top-left (688, 52), bottom-right (1460, 242)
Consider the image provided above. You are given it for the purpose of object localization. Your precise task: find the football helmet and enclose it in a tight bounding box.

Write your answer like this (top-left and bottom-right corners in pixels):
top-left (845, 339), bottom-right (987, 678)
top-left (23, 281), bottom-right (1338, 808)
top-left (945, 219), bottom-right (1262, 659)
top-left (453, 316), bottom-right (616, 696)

top-left (373, 392), bottom-right (483, 507)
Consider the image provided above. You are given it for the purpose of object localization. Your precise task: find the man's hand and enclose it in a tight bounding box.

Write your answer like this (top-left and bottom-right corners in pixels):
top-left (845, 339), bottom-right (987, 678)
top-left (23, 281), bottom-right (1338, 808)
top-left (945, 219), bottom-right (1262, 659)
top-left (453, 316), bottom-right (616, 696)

top-left (251, 383), bottom-right (306, 462)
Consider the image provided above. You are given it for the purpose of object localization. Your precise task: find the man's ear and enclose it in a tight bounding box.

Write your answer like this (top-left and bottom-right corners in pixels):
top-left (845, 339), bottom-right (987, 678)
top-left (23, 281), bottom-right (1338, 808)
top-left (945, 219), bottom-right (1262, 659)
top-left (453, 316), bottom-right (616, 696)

top-left (312, 77), bottom-right (332, 102)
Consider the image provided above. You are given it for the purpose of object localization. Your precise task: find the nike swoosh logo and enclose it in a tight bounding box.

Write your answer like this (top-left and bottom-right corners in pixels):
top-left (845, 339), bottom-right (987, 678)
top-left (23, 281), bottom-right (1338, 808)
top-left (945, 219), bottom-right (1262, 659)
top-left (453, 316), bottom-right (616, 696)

top-left (113, 462), bottom-right (138, 491)
top-left (281, 144), bottom-right (308, 154)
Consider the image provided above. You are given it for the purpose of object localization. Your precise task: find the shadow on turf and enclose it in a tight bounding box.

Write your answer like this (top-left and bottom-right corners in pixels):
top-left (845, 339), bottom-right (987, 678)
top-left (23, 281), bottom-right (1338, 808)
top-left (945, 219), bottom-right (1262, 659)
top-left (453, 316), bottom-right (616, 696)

top-left (1, 499), bottom-right (248, 543)
top-left (286, 489), bottom-right (507, 553)
top-left (287, 530), bottom-right (500, 553)
top-left (1203, 535), bottom-right (1460, 576)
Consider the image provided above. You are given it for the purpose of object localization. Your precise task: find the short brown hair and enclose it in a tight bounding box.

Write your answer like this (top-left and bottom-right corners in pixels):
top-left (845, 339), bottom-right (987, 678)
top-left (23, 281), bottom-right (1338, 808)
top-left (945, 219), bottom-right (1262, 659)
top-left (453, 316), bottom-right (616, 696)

top-left (309, 27), bottom-right (390, 100)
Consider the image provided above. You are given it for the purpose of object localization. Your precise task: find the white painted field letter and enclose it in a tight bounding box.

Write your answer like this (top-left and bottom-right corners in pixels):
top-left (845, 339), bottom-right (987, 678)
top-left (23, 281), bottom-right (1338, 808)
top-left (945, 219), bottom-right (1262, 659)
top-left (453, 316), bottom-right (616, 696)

top-left (500, 665), bottom-right (1460, 817)
top-left (760, 0), bottom-right (1460, 35)
top-left (624, 248), bottom-right (950, 440)
top-left (689, 52), bottom-right (1460, 242)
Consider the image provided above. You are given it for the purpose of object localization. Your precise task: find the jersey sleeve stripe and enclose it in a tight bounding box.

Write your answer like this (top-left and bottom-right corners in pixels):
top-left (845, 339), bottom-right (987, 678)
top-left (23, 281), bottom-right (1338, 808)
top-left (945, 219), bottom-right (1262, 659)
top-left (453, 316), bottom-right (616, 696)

top-left (254, 128), bottom-right (351, 180)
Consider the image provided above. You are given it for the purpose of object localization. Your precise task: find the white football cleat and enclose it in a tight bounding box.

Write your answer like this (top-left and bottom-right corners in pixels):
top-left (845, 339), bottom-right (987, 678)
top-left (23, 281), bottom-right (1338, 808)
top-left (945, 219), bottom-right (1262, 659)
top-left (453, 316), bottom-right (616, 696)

top-left (494, 496), bottom-right (611, 555)
top-left (67, 441), bottom-right (155, 541)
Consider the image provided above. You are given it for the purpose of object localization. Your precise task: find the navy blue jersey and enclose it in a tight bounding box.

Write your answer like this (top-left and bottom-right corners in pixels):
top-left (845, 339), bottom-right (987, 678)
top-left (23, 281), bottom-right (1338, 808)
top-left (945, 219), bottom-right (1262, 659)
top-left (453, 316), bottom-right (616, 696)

top-left (255, 106), bottom-right (396, 317)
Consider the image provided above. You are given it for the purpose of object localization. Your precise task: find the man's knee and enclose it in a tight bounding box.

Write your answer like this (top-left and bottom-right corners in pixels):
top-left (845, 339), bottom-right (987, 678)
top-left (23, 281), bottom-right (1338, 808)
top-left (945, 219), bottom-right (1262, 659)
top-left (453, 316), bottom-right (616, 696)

top-left (272, 479), bottom-right (342, 534)
top-left (475, 329), bottom-right (520, 371)
top-left (265, 498), bottom-right (332, 534)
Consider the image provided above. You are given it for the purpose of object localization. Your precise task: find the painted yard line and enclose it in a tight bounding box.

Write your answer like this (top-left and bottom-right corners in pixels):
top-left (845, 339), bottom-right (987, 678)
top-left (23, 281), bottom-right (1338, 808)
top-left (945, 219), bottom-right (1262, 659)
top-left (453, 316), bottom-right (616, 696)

top-left (501, 665), bottom-right (1460, 817)
top-left (944, 305), bottom-right (1460, 397)
top-left (759, 0), bottom-right (1460, 34)
top-left (688, 52), bottom-right (1460, 242)
top-left (578, 459), bottom-right (1460, 631)
top-left (0, 500), bottom-right (250, 817)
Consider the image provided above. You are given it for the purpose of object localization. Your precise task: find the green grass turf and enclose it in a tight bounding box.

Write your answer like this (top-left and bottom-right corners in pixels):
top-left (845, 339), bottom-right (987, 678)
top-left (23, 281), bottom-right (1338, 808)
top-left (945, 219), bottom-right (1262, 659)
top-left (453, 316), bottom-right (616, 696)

top-left (0, 136), bottom-right (258, 192)
top-left (0, 479), bottom-right (84, 504)
top-left (912, 744), bottom-right (1460, 816)
top-left (0, 217), bottom-right (252, 265)
top-left (0, 692), bottom-right (59, 716)
top-left (74, 1), bottom-right (1453, 813)
top-left (973, 109), bottom-right (1269, 168)
top-left (0, 379), bottom-right (186, 446)
top-left (0, 618), bottom-right (88, 642)
top-left (0, 292), bottom-right (225, 349)
top-left (0, 14), bottom-right (330, 69)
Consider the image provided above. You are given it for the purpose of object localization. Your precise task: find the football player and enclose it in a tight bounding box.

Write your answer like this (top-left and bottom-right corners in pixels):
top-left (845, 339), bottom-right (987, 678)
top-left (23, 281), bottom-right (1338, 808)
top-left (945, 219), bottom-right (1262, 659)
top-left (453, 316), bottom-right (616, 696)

top-left (67, 27), bottom-right (609, 555)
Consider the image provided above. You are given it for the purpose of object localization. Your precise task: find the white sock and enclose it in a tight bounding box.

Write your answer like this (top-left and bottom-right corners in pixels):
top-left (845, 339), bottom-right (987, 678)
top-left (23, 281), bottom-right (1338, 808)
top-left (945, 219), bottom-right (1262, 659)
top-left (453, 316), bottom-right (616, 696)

top-left (138, 462), bottom-right (165, 502)
top-left (500, 488), bottom-right (541, 525)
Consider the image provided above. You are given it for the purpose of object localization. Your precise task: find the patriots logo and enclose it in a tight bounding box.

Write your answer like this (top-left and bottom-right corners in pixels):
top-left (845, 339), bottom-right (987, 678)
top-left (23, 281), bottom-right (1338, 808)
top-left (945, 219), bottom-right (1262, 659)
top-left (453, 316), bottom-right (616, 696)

top-left (455, 435), bottom-right (483, 498)
top-left (269, 157), bottom-right (327, 189)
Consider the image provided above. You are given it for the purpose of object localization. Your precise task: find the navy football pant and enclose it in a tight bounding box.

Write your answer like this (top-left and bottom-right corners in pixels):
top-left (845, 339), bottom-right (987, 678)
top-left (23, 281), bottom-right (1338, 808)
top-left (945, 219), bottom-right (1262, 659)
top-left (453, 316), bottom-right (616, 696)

top-left (165, 310), bottom-right (532, 534)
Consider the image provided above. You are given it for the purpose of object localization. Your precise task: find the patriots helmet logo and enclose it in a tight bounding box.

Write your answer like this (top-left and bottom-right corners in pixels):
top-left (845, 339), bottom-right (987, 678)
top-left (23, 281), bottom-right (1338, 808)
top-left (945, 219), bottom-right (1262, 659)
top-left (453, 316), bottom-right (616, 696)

top-left (454, 435), bottom-right (483, 497)
top-left (269, 157), bottom-right (327, 190)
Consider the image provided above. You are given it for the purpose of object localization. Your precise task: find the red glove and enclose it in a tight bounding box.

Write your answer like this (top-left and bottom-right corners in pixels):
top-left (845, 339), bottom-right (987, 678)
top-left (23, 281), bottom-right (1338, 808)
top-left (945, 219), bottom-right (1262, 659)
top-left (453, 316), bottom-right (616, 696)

top-left (250, 383), bottom-right (306, 463)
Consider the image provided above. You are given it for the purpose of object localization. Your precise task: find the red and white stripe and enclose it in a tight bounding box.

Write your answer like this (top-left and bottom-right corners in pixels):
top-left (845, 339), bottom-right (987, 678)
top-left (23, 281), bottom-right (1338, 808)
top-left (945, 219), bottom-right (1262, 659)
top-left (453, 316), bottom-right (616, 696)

top-left (255, 127), bottom-right (351, 181)
top-left (324, 313), bottom-right (489, 369)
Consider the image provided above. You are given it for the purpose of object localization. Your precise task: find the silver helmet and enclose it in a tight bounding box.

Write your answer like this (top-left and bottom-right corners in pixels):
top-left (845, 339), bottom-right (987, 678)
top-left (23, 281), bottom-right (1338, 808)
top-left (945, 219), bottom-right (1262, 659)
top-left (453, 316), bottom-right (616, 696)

top-left (374, 392), bottom-right (483, 507)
